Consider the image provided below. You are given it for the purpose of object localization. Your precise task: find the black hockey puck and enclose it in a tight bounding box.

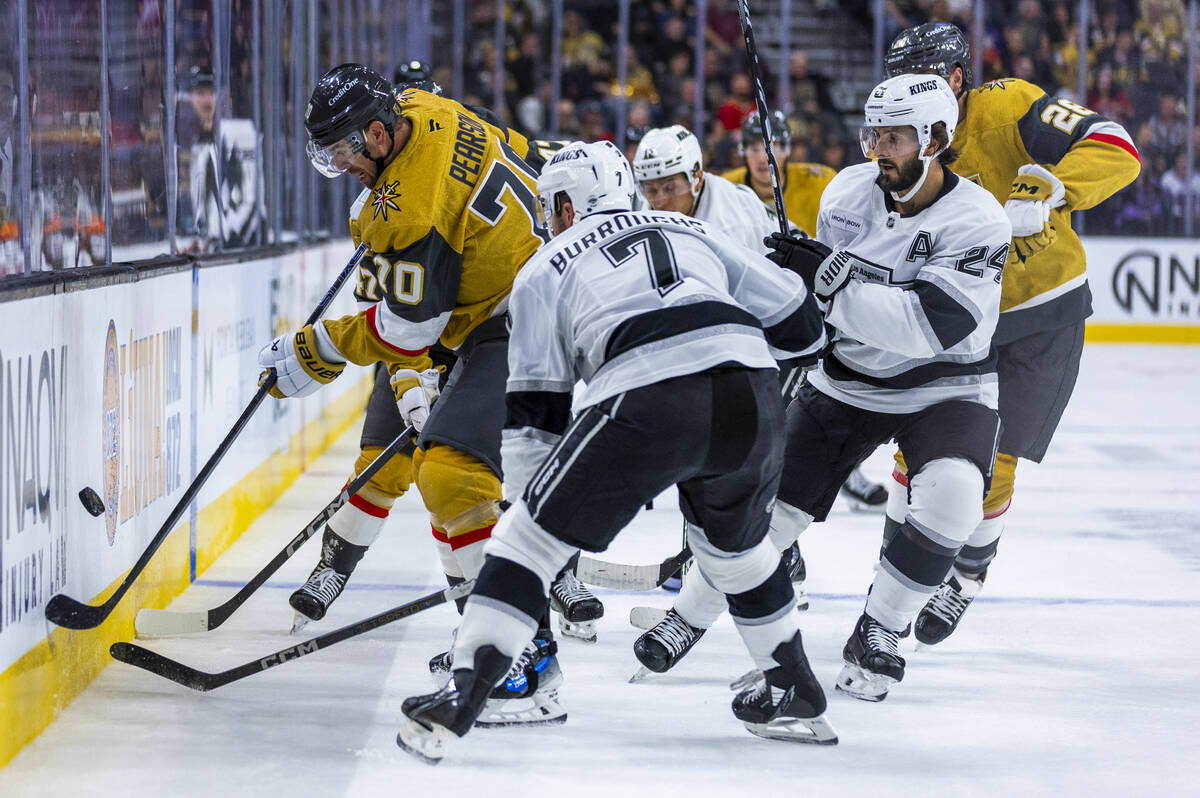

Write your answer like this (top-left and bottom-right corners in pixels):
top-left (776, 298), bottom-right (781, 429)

top-left (79, 487), bottom-right (106, 517)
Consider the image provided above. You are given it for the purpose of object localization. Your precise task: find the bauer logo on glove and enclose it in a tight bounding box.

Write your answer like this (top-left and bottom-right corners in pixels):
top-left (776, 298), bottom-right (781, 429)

top-left (257, 322), bottom-right (346, 399)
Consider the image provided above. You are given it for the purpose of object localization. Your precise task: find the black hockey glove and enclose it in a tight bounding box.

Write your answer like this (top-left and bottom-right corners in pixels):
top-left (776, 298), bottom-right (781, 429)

top-left (764, 233), bottom-right (853, 300)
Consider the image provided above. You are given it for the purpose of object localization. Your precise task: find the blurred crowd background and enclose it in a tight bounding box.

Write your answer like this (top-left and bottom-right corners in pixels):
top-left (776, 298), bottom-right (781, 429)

top-left (0, 0), bottom-right (1196, 279)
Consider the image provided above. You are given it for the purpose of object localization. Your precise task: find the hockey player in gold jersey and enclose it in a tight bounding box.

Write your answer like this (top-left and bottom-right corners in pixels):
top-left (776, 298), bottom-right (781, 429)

top-left (881, 23), bottom-right (1141, 644)
top-left (258, 64), bottom-right (566, 724)
top-left (722, 109), bottom-right (835, 238)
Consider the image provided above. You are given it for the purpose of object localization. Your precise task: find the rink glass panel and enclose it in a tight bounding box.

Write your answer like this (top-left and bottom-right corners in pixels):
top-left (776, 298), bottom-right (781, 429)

top-left (28, 0), bottom-right (106, 272)
top-left (0, 0), bottom-right (1197, 287)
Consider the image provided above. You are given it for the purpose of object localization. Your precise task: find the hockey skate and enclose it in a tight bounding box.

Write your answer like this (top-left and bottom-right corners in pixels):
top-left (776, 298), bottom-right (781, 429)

top-left (781, 542), bottom-right (809, 611)
top-left (550, 569), bottom-right (604, 643)
top-left (914, 571), bottom-right (984, 646)
top-left (731, 633), bottom-right (838, 745)
top-left (840, 468), bottom-right (887, 512)
top-left (476, 633), bottom-right (567, 728)
top-left (397, 645), bottom-right (512, 765)
top-left (288, 528), bottom-right (366, 632)
top-left (427, 627), bottom-right (458, 687)
top-left (630, 608), bottom-right (705, 682)
top-left (836, 613), bottom-right (906, 702)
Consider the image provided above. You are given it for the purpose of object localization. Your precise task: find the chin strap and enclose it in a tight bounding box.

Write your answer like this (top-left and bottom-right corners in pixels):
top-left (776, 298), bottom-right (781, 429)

top-left (688, 170), bottom-right (705, 215)
top-left (889, 147), bottom-right (942, 204)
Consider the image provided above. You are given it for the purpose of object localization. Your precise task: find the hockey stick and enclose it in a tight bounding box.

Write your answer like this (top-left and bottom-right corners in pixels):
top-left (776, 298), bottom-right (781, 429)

top-left (45, 243), bottom-right (370, 631)
top-left (112, 580), bottom-right (473, 692)
top-left (577, 547), bottom-right (691, 591)
top-left (134, 423), bottom-right (416, 636)
top-left (736, 0), bottom-right (790, 237)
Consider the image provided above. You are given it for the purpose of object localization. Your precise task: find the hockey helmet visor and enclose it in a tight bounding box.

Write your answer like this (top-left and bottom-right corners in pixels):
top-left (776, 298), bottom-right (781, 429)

top-left (858, 125), bottom-right (921, 160)
top-left (306, 130), bottom-right (369, 178)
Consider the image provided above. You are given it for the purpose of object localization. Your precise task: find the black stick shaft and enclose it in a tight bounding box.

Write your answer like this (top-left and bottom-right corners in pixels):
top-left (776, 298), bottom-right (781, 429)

top-left (202, 424), bottom-right (414, 630)
top-left (46, 243), bottom-right (369, 630)
top-left (737, 0), bottom-right (790, 236)
top-left (112, 581), bottom-right (471, 691)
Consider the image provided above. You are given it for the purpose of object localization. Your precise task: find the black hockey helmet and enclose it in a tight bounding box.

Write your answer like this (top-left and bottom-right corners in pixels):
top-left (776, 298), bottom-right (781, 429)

top-left (393, 59), bottom-right (442, 95)
top-left (885, 22), bottom-right (974, 92)
top-left (741, 109), bottom-right (791, 149)
top-left (305, 63), bottom-right (399, 148)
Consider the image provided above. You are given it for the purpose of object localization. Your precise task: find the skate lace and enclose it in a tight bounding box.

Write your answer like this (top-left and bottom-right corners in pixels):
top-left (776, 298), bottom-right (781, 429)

top-left (865, 621), bottom-right (901, 658)
top-left (655, 611), bottom-right (700, 657)
top-left (552, 571), bottom-right (596, 604)
top-left (299, 566), bottom-right (347, 605)
top-left (926, 580), bottom-right (972, 625)
top-left (502, 639), bottom-right (557, 692)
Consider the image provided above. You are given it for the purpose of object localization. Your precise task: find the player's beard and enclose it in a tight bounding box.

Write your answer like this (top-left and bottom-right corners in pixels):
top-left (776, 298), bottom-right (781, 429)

top-left (875, 155), bottom-right (924, 194)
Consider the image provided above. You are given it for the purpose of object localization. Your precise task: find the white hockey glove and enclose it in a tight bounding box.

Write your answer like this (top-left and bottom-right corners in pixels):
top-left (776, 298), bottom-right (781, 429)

top-left (1004, 164), bottom-right (1066, 263)
top-left (390, 367), bottom-right (441, 433)
top-left (257, 322), bottom-right (345, 399)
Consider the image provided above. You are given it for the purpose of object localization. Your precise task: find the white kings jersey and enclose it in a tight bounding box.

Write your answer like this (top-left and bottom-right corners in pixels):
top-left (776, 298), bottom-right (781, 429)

top-left (808, 162), bottom-right (1011, 414)
top-left (501, 209), bottom-right (826, 495)
top-left (693, 173), bottom-right (778, 254)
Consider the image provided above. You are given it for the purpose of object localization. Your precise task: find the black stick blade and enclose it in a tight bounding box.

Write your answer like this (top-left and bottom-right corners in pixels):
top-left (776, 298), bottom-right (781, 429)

top-left (45, 594), bottom-right (112, 630)
top-left (110, 642), bottom-right (216, 692)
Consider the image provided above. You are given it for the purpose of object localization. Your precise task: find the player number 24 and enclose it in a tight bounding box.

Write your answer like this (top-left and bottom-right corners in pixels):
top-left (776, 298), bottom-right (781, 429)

top-left (955, 244), bottom-right (1007, 283)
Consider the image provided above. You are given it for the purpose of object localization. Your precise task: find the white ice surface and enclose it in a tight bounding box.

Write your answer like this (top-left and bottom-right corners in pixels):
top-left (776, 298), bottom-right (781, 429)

top-left (3, 344), bottom-right (1199, 796)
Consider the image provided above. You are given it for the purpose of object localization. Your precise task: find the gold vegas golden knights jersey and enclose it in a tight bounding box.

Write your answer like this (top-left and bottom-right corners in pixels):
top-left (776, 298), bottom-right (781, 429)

top-left (951, 78), bottom-right (1140, 344)
top-left (722, 161), bottom-right (837, 238)
top-left (322, 90), bottom-right (547, 372)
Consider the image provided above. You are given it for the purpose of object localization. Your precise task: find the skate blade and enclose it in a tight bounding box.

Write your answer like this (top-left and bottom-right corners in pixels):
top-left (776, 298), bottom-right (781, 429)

top-left (743, 714), bottom-right (839, 745)
top-left (835, 663), bottom-right (896, 702)
top-left (845, 498), bottom-right (887, 514)
top-left (290, 611), bottom-right (313, 635)
top-left (729, 669), bottom-right (764, 692)
top-left (474, 690), bottom-right (567, 728)
top-left (395, 717), bottom-right (450, 765)
top-left (628, 665), bottom-right (656, 684)
top-left (558, 618), bottom-right (598, 643)
top-left (795, 592), bottom-right (810, 612)
top-left (629, 606), bottom-right (667, 630)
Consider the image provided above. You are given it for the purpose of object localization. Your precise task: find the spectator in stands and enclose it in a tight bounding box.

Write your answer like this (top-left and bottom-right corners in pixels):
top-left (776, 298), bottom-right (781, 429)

top-left (1113, 166), bottom-right (1166, 235)
top-left (788, 51), bottom-right (838, 118)
top-left (1160, 150), bottom-right (1200, 232)
top-left (715, 73), bottom-right (754, 132)
top-left (1139, 91), bottom-right (1189, 162)
top-left (1088, 65), bottom-right (1134, 126)
top-left (0, 64), bottom-right (18, 276)
top-left (578, 99), bottom-right (613, 143)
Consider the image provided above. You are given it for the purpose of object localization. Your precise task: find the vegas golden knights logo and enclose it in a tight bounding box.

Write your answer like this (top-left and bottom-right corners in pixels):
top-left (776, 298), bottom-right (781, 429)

top-left (102, 321), bottom-right (121, 545)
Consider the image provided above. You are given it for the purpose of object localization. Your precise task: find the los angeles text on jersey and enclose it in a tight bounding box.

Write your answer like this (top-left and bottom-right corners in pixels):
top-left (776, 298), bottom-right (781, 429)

top-left (546, 212), bottom-right (706, 273)
top-left (448, 112), bottom-right (487, 188)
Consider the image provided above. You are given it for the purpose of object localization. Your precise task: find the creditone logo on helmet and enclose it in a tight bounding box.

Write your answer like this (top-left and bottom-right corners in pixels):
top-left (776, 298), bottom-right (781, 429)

top-left (330, 81), bottom-right (357, 106)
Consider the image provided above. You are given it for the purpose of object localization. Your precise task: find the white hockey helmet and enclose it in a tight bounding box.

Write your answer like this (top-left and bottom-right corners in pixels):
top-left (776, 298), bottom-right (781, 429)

top-left (535, 140), bottom-right (634, 233)
top-left (859, 73), bottom-right (959, 202)
top-left (633, 125), bottom-right (704, 197)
